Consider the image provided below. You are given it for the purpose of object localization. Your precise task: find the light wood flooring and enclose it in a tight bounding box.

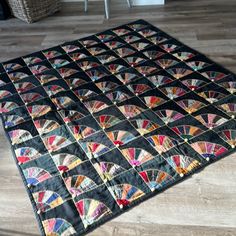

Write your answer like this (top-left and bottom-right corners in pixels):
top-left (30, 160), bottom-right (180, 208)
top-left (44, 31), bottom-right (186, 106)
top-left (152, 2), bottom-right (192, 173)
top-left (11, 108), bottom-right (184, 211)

top-left (0, 0), bottom-right (236, 235)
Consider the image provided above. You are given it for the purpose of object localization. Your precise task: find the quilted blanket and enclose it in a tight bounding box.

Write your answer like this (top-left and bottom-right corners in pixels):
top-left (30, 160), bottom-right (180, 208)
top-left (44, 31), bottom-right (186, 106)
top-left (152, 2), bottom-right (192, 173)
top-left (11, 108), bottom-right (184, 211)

top-left (0, 19), bottom-right (235, 236)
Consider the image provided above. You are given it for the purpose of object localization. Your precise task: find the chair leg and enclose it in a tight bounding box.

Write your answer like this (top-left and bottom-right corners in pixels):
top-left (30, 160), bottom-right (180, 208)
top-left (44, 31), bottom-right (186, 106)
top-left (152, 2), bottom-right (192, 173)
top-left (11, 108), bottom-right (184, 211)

top-left (84, 0), bottom-right (88, 12)
top-left (127, 0), bottom-right (132, 8)
top-left (104, 0), bottom-right (110, 19)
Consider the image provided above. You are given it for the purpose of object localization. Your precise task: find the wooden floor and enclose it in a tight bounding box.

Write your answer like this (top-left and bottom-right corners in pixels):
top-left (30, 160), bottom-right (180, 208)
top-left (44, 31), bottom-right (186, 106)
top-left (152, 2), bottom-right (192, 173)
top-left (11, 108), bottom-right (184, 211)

top-left (0, 0), bottom-right (236, 235)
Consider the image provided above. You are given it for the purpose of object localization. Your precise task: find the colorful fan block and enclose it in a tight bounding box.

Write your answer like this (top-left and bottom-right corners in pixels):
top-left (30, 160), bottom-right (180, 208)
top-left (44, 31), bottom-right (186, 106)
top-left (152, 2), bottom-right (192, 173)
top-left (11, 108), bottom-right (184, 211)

top-left (155, 109), bottom-right (185, 124)
top-left (33, 191), bottom-right (64, 212)
top-left (109, 184), bottom-right (145, 206)
top-left (97, 115), bottom-right (121, 129)
top-left (97, 34), bottom-right (115, 42)
top-left (37, 74), bottom-right (59, 84)
top-left (23, 167), bottom-right (52, 186)
top-left (80, 39), bottom-right (98, 47)
top-left (96, 81), bottom-right (118, 92)
top-left (15, 82), bottom-right (36, 93)
top-left (105, 40), bottom-right (124, 49)
top-left (143, 96), bottom-right (165, 108)
top-left (198, 91), bottom-right (225, 103)
top-left (165, 155), bottom-right (201, 175)
top-left (69, 52), bottom-right (88, 61)
top-left (155, 59), bottom-right (179, 69)
top-left (94, 162), bottom-right (125, 181)
top-left (128, 23), bottom-right (147, 31)
top-left (106, 91), bottom-right (131, 103)
top-left (84, 100), bottom-right (108, 113)
top-left (142, 50), bottom-right (165, 60)
top-left (3, 114), bottom-right (25, 128)
top-left (219, 103), bottom-right (236, 115)
top-left (147, 75), bottom-right (172, 87)
top-left (167, 68), bottom-right (193, 79)
top-left (161, 86), bottom-right (186, 99)
top-left (44, 135), bottom-right (72, 152)
top-left (112, 28), bottom-right (131, 36)
top-left (0, 90), bottom-right (12, 99)
top-left (147, 135), bottom-right (178, 153)
top-left (58, 68), bottom-right (78, 78)
top-left (219, 81), bottom-right (236, 94)
top-left (52, 153), bottom-right (83, 172)
top-left (83, 142), bottom-right (110, 157)
top-left (201, 71), bottom-right (227, 81)
top-left (73, 88), bottom-right (98, 100)
top-left (172, 125), bottom-right (204, 139)
top-left (187, 61), bottom-right (210, 71)
top-left (86, 70), bottom-right (107, 81)
top-left (181, 79), bottom-right (207, 91)
top-left (51, 59), bottom-right (70, 69)
top-left (34, 119), bottom-right (60, 135)
top-left (125, 56), bottom-right (146, 67)
top-left (177, 99), bottom-right (205, 114)
top-left (132, 119), bottom-right (159, 135)
top-left (8, 72), bottom-right (28, 82)
top-left (160, 44), bottom-right (179, 52)
top-left (21, 92), bottom-right (43, 103)
top-left (115, 47), bottom-right (136, 57)
top-left (218, 129), bottom-right (236, 147)
top-left (44, 85), bottom-right (66, 96)
top-left (107, 130), bottom-right (136, 146)
top-left (65, 175), bottom-right (97, 196)
top-left (123, 35), bottom-right (141, 43)
top-left (59, 110), bottom-right (85, 123)
top-left (76, 199), bottom-right (112, 228)
top-left (27, 105), bottom-right (52, 118)
top-left (3, 63), bottom-right (22, 72)
top-left (116, 72), bottom-right (138, 84)
top-left (23, 57), bottom-right (43, 65)
top-left (52, 96), bottom-right (76, 109)
top-left (42, 218), bottom-right (77, 236)
top-left (148, 35), bottom-right (168, 45)
top-left (138, 29), bottom-right (157, 37)
top-left (77, 61), bottom-right (100, 71)
top-left (195, 114), bottom-right (228, 129)
top-left (191, 141), bottom-right (228, 160)
top-left (107, 64), bottom-right (127, 74)
top-left (66, 78), bottom-right (88, 89)
top-left (118, 105), bottom-right (144, 118)
top-left (43, 50), bottom-right (62, 59)
top-left (97, 54), bottom-right (117, 64)
top-left (172, 51), bottom-right (196, 61)
top-left (131, 42), bottom-right (150, 51)
top-left (87, 47), bottom-right (106, 56)
top-left (0, 101), bottom-right (19, 113)
top-left (15, 147), bottom-right (41, 164)
top-left (139, 169), bottom-right (173, 189)
top-left (62, 45), bottom-right (80, 53)
top-left (30, 65), bottom-right (49, 75)
top-left (135, 66), bottom-right (157, 76)
top-left (128, 84), bottom-right (152, 95)
top-left (121, 148), bottom-right (154, 166)
top-left (71, 125), bottom-right (97, 140)
top-left (8, 129), bottom-right (33, 145)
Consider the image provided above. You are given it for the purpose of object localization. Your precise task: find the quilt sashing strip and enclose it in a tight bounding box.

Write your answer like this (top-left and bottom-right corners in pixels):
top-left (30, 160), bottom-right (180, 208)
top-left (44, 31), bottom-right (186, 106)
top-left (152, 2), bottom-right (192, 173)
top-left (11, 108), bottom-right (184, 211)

top-left (0, 19), bottom-right (236, 236)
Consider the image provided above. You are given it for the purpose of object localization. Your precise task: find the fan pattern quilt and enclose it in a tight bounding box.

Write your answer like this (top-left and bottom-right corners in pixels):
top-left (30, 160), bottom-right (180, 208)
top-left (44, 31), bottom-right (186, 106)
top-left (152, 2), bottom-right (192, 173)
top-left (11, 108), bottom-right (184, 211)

top-left (0, 20), bottom-right (235, 236)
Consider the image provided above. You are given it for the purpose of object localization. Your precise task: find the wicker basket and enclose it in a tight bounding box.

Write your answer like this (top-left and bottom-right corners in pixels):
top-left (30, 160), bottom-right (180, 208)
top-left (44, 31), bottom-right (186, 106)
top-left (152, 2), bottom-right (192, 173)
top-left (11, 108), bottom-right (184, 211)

top-left (7, 0), bottom-right (61, 23)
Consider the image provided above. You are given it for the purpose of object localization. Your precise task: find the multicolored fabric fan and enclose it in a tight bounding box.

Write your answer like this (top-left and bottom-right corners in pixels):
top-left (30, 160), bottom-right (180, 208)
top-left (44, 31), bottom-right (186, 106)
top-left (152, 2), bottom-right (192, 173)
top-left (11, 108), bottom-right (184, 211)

top-left (201, 71), bottom-right (227, 81)
top-left (43, 135), bottom-right (72, 152)
top-left (181, 78), bottom-right (208, 91)
top-left (161, 86), bottom-right (187, 99)
top-left (131, 119), bottom-right (160, 135)
top-left (3, 62), bottom-right (23, 72)
top-left (147, 135), bottom-right (178, 153)
top-left (155, 109), bottom-right (185, 124)
top-left (84, 100), bottom-right (109, 113)
top-left (147, 75), bottom-right (173, 87)
top-left (107, 130), bottom-right (136, 146)
top-left (167, 67), bottom-right (193, 79)
top-left (15, 147), bottom-right (41, 164)
top-left (43, 50), bottom-right (62, 59)
top-left (42, 218), bottom-right (76, 236)
top-left (59, 110), bottom-right (85, 123)
top-left (195, 114), bottom-right (228, 129)
top-left (218, 129), bottom-right (236, 147)
top-left (76, 199), bottom-right (111, 228)
top-left (30, 65), bottom-right (50, 75)
top-left (34, 119), bottom-right (60, 135)
top-left (44, 85), bottom-right (66, 96)
top-left (190, 141), bottom-right (228, 160)
top-left (118, 104), bottom-right (144, 118)
top-left (65, 175), bottom-right (97, 196)
top-left (8, 129), bottom-right (33, 145)
top-left (198, 91), bottom-right (225, 103)
top-left (23, 167), bottom-right (52, 186)
top-left (172, 51), bottom-right (196, 61)
top-left (143, 95), bottom-right (165, 108)
top-left (0, 90), bottom-right (12, 99)
top-left (165, 155), bottom-right (201, 175)
top-left (52, 96), bottom-right (76, 109)
top-left (97, 115), bottom-right (122, 129)
top-left (219, 103), bottom-right (236, 116)
top-left (139, 169), bottom-right (173, 190)
top-left (52, 153), bottom-right (83, 172)
top-left (33, 190), bottom-right (64, 213)
top-left (128, 83), bottom-right (152, 95)
top-left (21, 92), bottom-right (43, 104)
top-left (142, 50), bottom-right (165, 60)
top-left (121, 148), bottom-right (154, 166)
top-left (58, 67), bottom-right (78, 78)
top-left (109, 184), bottom-right (144, 207)
top-left (177, 99), bottom-right (205, 114)
top-left (71, 125), bottom-right (97, 140)
top-left (106, 90), bottom-right (131, 103)
top-left (82, 142), bottom-right (110, 158)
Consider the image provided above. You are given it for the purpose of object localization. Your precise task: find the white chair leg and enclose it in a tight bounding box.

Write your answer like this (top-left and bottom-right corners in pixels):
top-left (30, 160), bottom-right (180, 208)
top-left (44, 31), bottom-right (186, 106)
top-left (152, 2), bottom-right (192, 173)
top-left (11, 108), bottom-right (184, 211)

top-left (127, 0), bottom-right (132, 8)
top-left (104, 0), bottom-right (110, 19)
top-left (84, 0), bottom-right (88, 12)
